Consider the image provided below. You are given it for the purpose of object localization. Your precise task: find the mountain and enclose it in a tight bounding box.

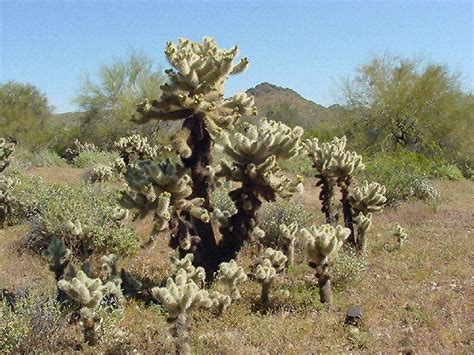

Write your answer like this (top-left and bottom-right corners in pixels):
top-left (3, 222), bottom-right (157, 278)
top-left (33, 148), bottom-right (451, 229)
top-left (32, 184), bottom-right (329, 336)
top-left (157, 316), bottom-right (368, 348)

top-left (246, 82), bottom-right (345, 130)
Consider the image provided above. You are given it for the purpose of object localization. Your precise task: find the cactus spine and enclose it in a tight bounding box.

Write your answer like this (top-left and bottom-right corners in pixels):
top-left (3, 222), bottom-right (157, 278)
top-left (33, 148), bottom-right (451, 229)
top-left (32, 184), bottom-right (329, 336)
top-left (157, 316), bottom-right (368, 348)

top-left (300, 224), bottom-right (350, 304)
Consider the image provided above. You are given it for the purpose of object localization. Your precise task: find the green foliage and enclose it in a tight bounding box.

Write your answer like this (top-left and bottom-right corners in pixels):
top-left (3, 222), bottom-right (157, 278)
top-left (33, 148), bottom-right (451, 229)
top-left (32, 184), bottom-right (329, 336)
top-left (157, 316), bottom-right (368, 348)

top-left (278, 154), bottom-right (314, 176)
top-left (15, 147), bottom-right (67, 168)
top-left (75, 52), bottom-right (166, 145)
top-left (0, 81), bottom-right (53, 149)
top-left (332, 249), bottom-right (368, 291)
top-left (259, 199), bottom-right (311, 247)
top-left (74, 150), bottom-right (119, 169)
top-left (0, 294), bottom-right (68, 353)
top-left (85, 164), bottom-right (115, 183)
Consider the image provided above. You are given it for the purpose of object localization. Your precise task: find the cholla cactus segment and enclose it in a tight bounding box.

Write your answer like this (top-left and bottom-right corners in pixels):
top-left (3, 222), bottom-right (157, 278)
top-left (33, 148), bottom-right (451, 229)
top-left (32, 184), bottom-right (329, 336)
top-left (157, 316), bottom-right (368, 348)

top-left (279, 222), bottom-right (298, 266)
top-left (393, 223), bottom-right (408, 247)
top-left (43, 236), bottom-right (71, 269)
top-left (216, 260), bottom-right (247, 300)
top-left (171, 254), bottom-right (206, 286)
top-left (114, 133), bottom-right (159, 161)
top-left (87, 164), bottom-right (114, 183)
top-left (121, 159), bottom-right (209, 231)
top-left (261, 247), bottom-right (288, 272)
top-left (354, 212), bottom-right (372, 233)
top-left (133, 37), bottom-right (257, 134)
top-left (65, 139), bottom-right (98, 161)
top-left (216, 119), bottom-right (304, 199)
top-left (0, 138), bottom-right (15, 173)
top-left (350, 180), bottom-right (387, 214)
top-left (300, 224), bottom-right (350, 265)
top-left (210, 291), bottom-right (232, 315)
top-left (57, 270), bottom-right (116, 309)
top-left (101, 254), bottom-right (120, 280)
top-left (304, 136), bottom-right (364, 178)
top-left (255, 258), bottom-right (277, 305)
top-left (151, 269), bottom-right (213, 318)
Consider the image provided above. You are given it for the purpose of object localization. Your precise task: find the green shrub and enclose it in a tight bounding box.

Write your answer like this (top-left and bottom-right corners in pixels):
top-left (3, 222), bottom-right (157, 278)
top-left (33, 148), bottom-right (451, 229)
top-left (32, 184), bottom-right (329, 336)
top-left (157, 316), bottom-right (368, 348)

top-left (74, 150), bottom-right (119, 169)
top-left (210, 183), bottom-right (236, 216)
top-left (0, 293), bottom-right (69, 353)
top-left (431, 163), bottom-right (464, 181)
top-left (259, 198), bottom-right (311, 247)
top-left (279, 155), bottom-right (314, 176)
top-left (15, 147), bottom-right (67, 168)
top-left (332, 249), bottom-right (368, 291)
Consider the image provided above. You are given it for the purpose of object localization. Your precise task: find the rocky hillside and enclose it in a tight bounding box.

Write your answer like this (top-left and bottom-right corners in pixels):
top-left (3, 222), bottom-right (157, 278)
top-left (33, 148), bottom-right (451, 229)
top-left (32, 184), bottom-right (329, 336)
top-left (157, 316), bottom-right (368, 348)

top-left (246, 82), bottom-right (345, 129)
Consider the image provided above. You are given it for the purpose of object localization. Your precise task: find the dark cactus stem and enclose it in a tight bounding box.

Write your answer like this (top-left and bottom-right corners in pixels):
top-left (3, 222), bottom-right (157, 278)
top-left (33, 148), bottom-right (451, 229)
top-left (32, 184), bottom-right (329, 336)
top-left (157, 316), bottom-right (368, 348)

top-left (261, 282), bottom-right (271, 306)
top-left (315, 263), bottom-right (332, 305)
top-left (219, 181), bottom-right (263, 264)
top-left (317, 175), bottom-right (338, 226)
top-left (180, 114), bottom-right (218, 277)
top-left (171, 313), bottom-right (192, 355)
top-left (338, 176), bottom-right (356, 247)
top-left (82, 313), bottom-right (101, 346)
top-left (52, 261), bottom-right (69, 303)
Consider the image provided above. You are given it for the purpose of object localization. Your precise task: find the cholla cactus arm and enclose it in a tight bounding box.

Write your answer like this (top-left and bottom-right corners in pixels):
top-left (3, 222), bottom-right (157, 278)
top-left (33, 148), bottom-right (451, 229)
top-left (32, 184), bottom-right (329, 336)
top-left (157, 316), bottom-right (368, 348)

top-left (0, 138), bottom-right (15, 173)
top-left (393, 222), bottom-right (408, 248)
top-left (114, 133), bottom-right (160, 164)
top-left (101, 254), bottom-right (120, 281)
top-left (170, 254), bottom-right (206, 287)
top-left (151, 269), bottom-right (213, 355)
top-left (255, 258), bottom-right (277, 305)
top-left (279, 222), bottom-right (298, 267)
top-left (42, 236), bottom-right (71, 281)
top-left (215, 260), bottom-right (247, 300)
top-left (261, 247), bottom-right (288, 272)
top-left (353, 213), bottom-right (373, 254)
top-left (210, 291), bottom-right (232, 316)
top-left (350, 180), bottom-right (387, 215)
top-left (87, 164), bottom-right (114, 183)
top-left (216, 119), bottom-right (304, 264)
top-left (0, 138), bottom-right (16, 228)
top-left (300, 224), bottom-right (350, 304)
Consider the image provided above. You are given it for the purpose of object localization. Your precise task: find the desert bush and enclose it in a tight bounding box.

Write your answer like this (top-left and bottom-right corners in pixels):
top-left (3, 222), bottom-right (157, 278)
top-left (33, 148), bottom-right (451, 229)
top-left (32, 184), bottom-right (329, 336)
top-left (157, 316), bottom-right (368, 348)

top-left (210, 183), bottom-right (237, 216)
top-left (279, 154), bottom-right (314, 176)
top-left (74, 150), bottom-right (119, 169)
top-left (259, 199), bottom-right (311, 247)
top-left (15, 147), bottom-right (67, 167)
top-left (0, 293), bottom-right (70, 353)
top-left (20, 181), bottom-right (139, 258)
top-left (332, 249), bottom-right (368, 290)
top-left (431, 163), bottom-right (464, 181)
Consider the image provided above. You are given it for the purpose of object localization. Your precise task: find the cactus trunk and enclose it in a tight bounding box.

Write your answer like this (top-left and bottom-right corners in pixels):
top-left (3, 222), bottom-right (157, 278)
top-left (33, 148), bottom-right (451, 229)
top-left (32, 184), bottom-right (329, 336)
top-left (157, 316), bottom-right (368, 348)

top-left (171, 313), bottom-right (192, 355)
top-left (316, 265), bottom-right (332, 305)
top-left (339, 177), bottom-right (355, 246)
top-left (318, 176), bottom-right (338, 226)
top-left (180, 114), bottom-right (219, 277)
top-left (356, 225), bottom-right (367, 254)
top-left (261, 281), bottom-right (272, 305)
top-left (81, 312), bottom-right (100, 346)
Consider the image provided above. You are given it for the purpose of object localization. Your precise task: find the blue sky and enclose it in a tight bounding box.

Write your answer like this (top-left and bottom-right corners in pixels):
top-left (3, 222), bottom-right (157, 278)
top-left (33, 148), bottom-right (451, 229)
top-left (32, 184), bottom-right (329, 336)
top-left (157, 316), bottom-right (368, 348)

top-left (1, 0), bottom-right (472, 113)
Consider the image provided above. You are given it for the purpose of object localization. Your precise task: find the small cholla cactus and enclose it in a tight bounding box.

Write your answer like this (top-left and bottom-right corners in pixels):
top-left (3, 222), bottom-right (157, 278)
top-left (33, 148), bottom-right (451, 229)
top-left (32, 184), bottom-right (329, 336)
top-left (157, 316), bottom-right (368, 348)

top-left (65, 139), bottom-right (98, 161)
top-left (0, 138), bottom-right (16, 228)
top-left (42, 236), bottom-right (71, 281)
top-left (209, 290), bottom-right (232, 316)
top-left (215, 118), bottom-right (303, 262)
top-left (350, 181), bottom-right (387, 215)
top-left (353, 212), bottom-right (373, 254)
top-left (114, 133), bottom-right (160, 165)
top-left (300, 224), bottom-right (350, 304)
top-left (152, 268), bottom-right (214, 355)
top-left (58, 270), bottom-right (123, 345)
top-left (170, 254), bottom-right (206, 287)
top-left (279, 222), bottom-right (298, 267)
top-left (261, 247), bottom-right (288, 273)
top-left (215, 259), bottom-right (247, 300)
top-left (393, 223), bottom-right (408, 249)
top-left (304, 136), bottom-right (364, 227)
top-left (87, 164), bottom-right (114, 183)
top-left (255, 258), bottom-right (277, 305)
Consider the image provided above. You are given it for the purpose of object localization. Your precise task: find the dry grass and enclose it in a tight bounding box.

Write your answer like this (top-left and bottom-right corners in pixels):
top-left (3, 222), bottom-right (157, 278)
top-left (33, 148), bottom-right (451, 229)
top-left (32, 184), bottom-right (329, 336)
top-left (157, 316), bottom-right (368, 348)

top-left (1, 167), bottom-right (472, 353)
top-left (31, 166), bottom-right (84, 184)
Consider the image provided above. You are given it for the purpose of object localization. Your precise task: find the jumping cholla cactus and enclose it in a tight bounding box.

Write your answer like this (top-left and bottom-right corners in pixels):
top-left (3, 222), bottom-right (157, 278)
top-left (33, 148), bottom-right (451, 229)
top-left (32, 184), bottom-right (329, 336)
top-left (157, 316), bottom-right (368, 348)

top-left (65, 139), bottom-right (98, 161)
top-left (350, 180), bottom-right (387, 252)
top-left (255, 258), bottom-right (278, 305)
top-left (215, 118), bottom-right (303, 262)
top-left (261, 247), bottom-right (288, 272)
top-left (57, 270), bottom-right (123, 345)
top-left (215, 259), bottom-right (247, 300)
top-left (300, 224), bottom-right (350, 304)
top-left (393, 223), bottom-right (408, 248)
top-left (304, 136), bottom-right (364, 230)
top-left (151, 268), bottom-right (213, 355)
top-left (124, 37), bottom-right (257, 276)
top-left (42, 236), bottom-right (71, 282)
top-left (0, 138), bottom-right (16, 228)
top-left (87, 164), bottom-right (114, 183)
top-left (279, 222), bottom-right (299, 267)
top-left (114, 133), bottom-right (162, 167)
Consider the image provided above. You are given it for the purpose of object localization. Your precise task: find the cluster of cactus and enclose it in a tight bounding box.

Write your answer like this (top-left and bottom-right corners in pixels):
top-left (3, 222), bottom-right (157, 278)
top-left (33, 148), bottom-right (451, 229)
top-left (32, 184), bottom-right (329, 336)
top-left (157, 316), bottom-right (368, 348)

top-left (300, 224), bottom-right (350, 304)
top-left (121, 37), bottom-right (304, 277)
top-left (254, 248), bottom-right (287, 305)
top-left (43, 237), bottom-right (124, 345)
top-left (65, 139), bottom-right (98, 161)
top-left (152, 254), bottom-right (237, 354)
top-left (279, 222), bottom-right (299, 267)
top-left (0, 138), bottom-right (16, 228)
top-left (86, 164), bottom-right (114, 183)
